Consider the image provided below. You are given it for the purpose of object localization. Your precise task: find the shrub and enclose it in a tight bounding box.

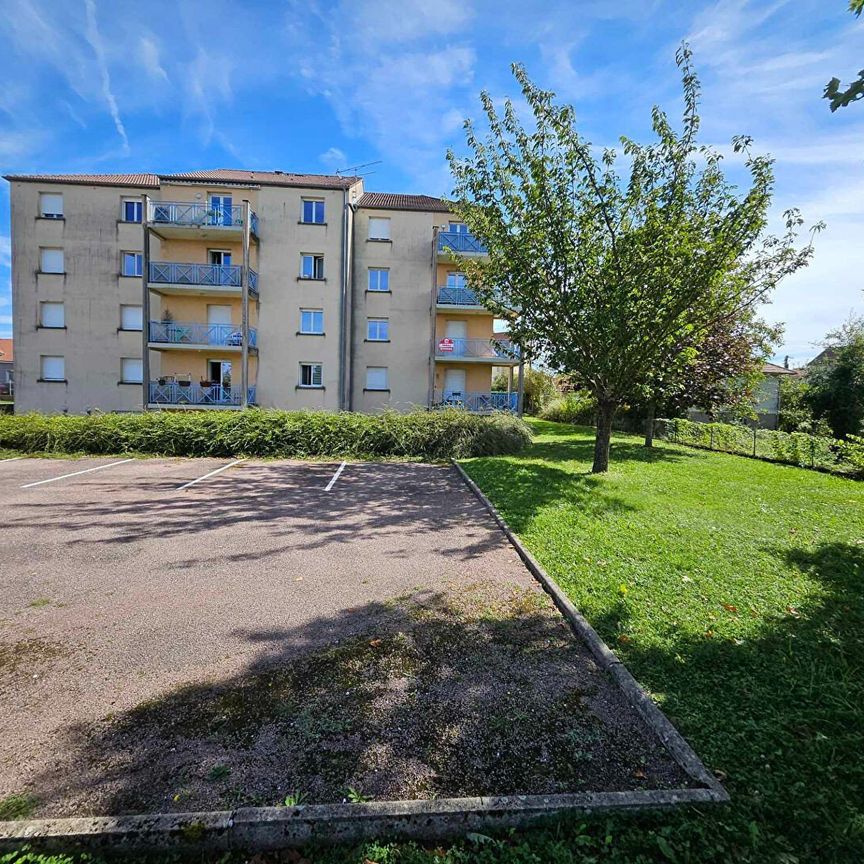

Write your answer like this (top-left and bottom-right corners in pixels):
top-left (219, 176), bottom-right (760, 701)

top-left (539, 391), bottom-right (596, 425)
top-left (0, 409), bottom-right (532, 461)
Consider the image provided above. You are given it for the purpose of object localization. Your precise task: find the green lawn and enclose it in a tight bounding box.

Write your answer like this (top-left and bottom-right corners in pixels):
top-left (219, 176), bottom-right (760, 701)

top-left (4, 420), bottom-right (863, 864)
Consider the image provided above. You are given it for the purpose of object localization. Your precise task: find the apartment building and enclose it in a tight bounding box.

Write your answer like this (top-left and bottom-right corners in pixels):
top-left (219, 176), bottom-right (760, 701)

top-left (5, 170), bottom-right (523, 416)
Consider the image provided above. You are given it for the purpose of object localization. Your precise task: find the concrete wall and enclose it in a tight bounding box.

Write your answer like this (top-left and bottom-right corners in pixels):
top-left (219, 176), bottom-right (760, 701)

top-left (350, 207), bottom-right (438, 413)
top-left (10, 181), bottom-right (148, 414)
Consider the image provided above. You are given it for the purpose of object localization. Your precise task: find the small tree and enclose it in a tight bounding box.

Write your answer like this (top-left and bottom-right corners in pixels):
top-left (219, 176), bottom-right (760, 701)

top-left (807, 316), bottom-right (864, 438)
top-left (447, 46), bottom-right (819, 472)
top-left (493, 366), bottom-right (558, 415)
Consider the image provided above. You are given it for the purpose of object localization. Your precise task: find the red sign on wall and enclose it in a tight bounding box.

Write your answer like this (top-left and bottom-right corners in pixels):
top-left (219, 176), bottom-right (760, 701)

top-left (438, 338), bottom-right (455, 353)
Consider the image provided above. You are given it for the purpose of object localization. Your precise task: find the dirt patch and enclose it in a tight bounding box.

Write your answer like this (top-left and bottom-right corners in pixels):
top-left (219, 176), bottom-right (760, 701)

top-left (0, 637), bottom-right (68, 676)
top-left (22, 586), bottom-right (691, 816)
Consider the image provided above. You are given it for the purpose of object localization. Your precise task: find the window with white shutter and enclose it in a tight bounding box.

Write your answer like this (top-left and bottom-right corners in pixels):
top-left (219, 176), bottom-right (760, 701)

top-left (39, 302), bottom-right (65, 328)
top-left (40, 355), bottom-right (65, 381)
top-left (365, 367), bottom-right (389, 390)
top-left (120, 305), bottom-right (143, 331)
top-left (368, 217), bottom-right (391, 240)
top-left (39, 193), bottom-right (63, 218)
top-left (40, 248), bottom-right (64, 273)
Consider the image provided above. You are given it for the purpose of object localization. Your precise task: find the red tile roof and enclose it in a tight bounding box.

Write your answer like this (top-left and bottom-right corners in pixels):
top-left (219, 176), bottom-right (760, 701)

top-left (4, 169), bottom-right (361, 190)
top-left (160, 169), bottom-right (361, 189)
top-left (358, 192), bottom-right (450, 212)
top-left (0, 339), bottom-right (13, 363)
top-left (3, 173), bottom-right (159, 188)
top-left (762, 362), bottom-right (798, 376)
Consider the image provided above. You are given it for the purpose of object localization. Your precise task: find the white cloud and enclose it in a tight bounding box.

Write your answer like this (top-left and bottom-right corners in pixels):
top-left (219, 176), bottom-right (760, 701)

top-left (0, 235), bottom-right (10, 269)
top-left (319, 147), bottom-right (347, 171)
top-left (140, 34), bottom-right (169, 83)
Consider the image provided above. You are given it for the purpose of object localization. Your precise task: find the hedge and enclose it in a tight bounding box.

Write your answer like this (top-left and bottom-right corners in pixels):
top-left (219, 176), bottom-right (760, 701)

top-left (0, 409), bottom-right (532, 460)
top-left (661, 417), bottom-right (864, 478)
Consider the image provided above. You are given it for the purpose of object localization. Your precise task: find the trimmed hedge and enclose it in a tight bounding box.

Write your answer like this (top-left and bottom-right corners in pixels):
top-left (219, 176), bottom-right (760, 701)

top-left (662, 417), bottom-right (864, 478)
top-left (0, 409), bottom-right (532, 460)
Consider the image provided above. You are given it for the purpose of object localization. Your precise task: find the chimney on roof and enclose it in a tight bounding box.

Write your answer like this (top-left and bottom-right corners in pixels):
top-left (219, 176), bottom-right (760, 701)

top-left (784, 355), bottom-right (789, 369)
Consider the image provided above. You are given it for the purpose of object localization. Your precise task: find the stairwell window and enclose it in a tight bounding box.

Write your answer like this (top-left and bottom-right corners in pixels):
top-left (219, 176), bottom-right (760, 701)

top-left (368, 217), bottom-right (391, 241)
top-left (365, 367), bottom-right (389, 391)
top-left (301, 199), bottom-right (325, 224)
top-left (40, 355), bottom-right (65, 381)
top-left (368, 268), bottom-right (389, 292)
top-left (40, 248), bottom-right (64, 274)
top-left (300, 309), bottom-right (324, 334)
top-left (300, 254), bottom-right (324, 280)
top-left (39, 193), bottom-right (64, 219)
top-left (367, 318), bottom-right (389, 341)
top-left (120, 305), bottom-right (143, 331)
top-left (299, 363), bottom-right (323, 388)
top-left (122, 252), bottom-right (143, 277)
top-left (39, 301), bottom-right (65, 329)
top-left (121, 358), bottom-right (143, 384)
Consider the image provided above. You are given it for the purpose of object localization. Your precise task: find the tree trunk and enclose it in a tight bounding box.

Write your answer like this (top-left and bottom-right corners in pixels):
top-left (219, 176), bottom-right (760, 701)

top-left (592, 401), bottom-right (615, 473)
top-left (644, 401), bottom-right (656, 448)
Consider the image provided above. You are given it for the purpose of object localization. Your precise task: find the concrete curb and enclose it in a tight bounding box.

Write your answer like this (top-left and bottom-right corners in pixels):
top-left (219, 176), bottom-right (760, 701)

top-left (451, 459), bottom-right (729, 801)
top-left (0, 461), bottom-right (727, 856)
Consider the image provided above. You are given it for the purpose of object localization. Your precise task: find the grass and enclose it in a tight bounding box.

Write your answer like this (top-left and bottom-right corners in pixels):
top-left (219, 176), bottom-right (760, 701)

top-left (4, 420), bottom-right (862, 863)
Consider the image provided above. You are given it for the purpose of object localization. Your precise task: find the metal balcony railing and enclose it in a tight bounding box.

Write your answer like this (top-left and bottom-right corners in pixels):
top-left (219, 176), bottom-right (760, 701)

top-left (435, 337), bottom-right (520, 360)
top-left (148, 262), bottom-right (258, 294)
top-left (436, 285), bottom-right (482, 306)
top-left (148, 322), bottom-right (257, 348)
top-left (148, 381), bottom-right (256, 407)
top-left (434, 391), bottom-right (518, 413)
top-left (149, 202), bottom-right (259, 236)
top-left (437, 231), bottom-right (487, 254)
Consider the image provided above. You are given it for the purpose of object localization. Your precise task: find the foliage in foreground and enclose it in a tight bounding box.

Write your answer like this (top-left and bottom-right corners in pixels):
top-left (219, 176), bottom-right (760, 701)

top-left (0, 409), bottom-right (531, 460)
top-left (539, 391), bottom-right (597, 425)
top-left (663, 416), bottom-right (864, 477)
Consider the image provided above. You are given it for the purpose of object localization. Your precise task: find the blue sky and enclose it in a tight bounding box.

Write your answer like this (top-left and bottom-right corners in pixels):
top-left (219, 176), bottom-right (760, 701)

top-left (1, 0), bottom-right (862, 364)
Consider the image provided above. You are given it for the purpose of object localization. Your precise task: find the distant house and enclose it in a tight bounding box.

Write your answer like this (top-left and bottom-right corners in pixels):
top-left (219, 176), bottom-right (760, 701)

top-left (0, 338), bottom-right (12, 398)
top-left (754, 362), bottom-right (799, 429)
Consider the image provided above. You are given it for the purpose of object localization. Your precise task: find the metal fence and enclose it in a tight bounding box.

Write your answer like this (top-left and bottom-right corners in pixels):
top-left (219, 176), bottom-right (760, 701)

top-left (435, 337), bottom-right (520, 360)
top-left (437, 231), bottom-right (487, 254)
top-left (436, 285), bottom-right (481, 306)
top-left (148, 382), bottom-right (257, 407)
top-left (148, 262), bottom-right (258, 294)
top-left (148, 321), bottom-right (257, 348)
top-left (433, 391), bottom-right (518, 413)
top-left (149, 202), bottom-right (259, 236)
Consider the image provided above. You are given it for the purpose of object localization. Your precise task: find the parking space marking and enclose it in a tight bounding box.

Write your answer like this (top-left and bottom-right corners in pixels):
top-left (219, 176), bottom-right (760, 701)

top-left (176, 458), bottom-right (247, 492)
top-left (21, 459), bottom-right (135, 489)
top-left (324, 461), bottom-right (347, 491)
top-left (1, 456), bottom-right (24, 464)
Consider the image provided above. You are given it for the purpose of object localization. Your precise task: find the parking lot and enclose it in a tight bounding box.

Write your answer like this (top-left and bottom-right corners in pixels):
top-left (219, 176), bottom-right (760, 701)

top-left (0, 455), bottom-right (691, 818)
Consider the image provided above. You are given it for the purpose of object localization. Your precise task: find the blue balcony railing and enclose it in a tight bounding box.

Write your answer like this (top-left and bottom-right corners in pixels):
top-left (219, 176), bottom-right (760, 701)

top-left (148, 262), bottom-right (258, 295)
top-left (435, 391), bottom-right (518, 413)
top-left (149, 202), bottom-right (259, 237)
top-left (148, 381), bottom-right (256, 407)
top-left (148, 321), bottom-right (257, 348)
top-left (437, 231), bottom-right (487, 254)
top-left (435, 337), bottom-right (520, 360)
top-left (437, 285), bottom-right (482, 306)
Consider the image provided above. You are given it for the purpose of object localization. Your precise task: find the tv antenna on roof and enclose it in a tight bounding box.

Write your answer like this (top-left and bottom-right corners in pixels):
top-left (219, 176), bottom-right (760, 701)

top-left (336, 160), bottom-right (382, 177)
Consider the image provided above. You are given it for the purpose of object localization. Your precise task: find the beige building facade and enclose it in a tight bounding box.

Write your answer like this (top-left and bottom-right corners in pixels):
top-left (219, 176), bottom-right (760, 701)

top-left (5, 170), bottom-right (522, 416)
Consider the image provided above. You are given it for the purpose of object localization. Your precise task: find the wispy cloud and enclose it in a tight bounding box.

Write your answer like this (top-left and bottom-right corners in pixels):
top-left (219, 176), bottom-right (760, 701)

top-left (83, 0), bottom-right (129, 154)
top-left (139, 33), bottom-right (168, 83)
top-left (319, 147), bottom-right (347, 171)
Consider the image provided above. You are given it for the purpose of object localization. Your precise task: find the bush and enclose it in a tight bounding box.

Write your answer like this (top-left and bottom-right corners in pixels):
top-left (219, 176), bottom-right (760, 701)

top-left (539, 391), bottom-right (596, 425)
top-left (492, 367), bottom-right (558, 416)
top-left (662, 417), bottom-right (861, 477)
top-left (0, 409), bottom-right (532, 461)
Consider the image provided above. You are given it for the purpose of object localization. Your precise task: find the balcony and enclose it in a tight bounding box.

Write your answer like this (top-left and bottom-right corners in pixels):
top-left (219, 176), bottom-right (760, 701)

top-left (147, 262), bottom-right (259, 297)
top-left (436, 285), bottom-right (484, 309)
top-left (148, 321), bottom-right (257, 351)
top-left (434, 391), bottom-right (518, 413)
top-left (437, 230), bottom-right (487, 258)
top-left (435, 337), bottom-right (520, 364)
top-left (148, 201), bottom-right (259, 240)
top-left (148, 381), bottom-right (256, 409)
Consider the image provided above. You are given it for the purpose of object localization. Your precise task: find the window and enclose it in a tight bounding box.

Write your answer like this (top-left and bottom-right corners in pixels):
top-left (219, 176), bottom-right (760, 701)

top-left (301, 199), bottom-right (325, 224)
top-left (122, 198), bottom-right (142, 223)
top-left (367, 318), bottom-right (389, 341)
top-left (40, 355), bottom-right (65, 381)
top-left (300, 309), bottom-right (324, 334)
top-left (300, 254), bottom-right (324, 279)
top-left (299, 363), bottom-right (323, 388)
top-left (209, 249), bottom-right (232, 266)
top-left (121, 358), bottom-right (143, 383)
top-left (40, 248), bottom-right (64, 274)
top-left (120, 305), bottom-right (143, 331)
top-left (366, 366), bottom-right (389, 391)
top-left (446, 271), bottom-right (467, 288)
top-left (121, 252), bottom-right (143, 277)
top-left (368, 268), bottom-right (389, 292)
top-left (39, 193), bottom-right (63, 219)
top-left (368, 217), bottom-right (391, 240)
top-left (449, 222), bottom-right (469, 233)
top-left (39, 301), bottom-right (65, 328)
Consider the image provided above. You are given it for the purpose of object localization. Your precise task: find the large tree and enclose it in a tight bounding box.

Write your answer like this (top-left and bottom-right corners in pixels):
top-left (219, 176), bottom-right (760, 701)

top-left (447, 46), bottom-right (818, 472)
top-left (824, 1), bottom-right (864, 111)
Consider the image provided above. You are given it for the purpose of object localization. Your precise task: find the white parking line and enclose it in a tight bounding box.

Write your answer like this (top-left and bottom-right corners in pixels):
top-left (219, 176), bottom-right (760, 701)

top-left (324, 461), bottom-right (347, 491)
top-left (1, 456), bottom-right (24, 464)
top-left (176, 458), bottom-right (247, 492)
top-left (21, 459), bottom-right (135, 489)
